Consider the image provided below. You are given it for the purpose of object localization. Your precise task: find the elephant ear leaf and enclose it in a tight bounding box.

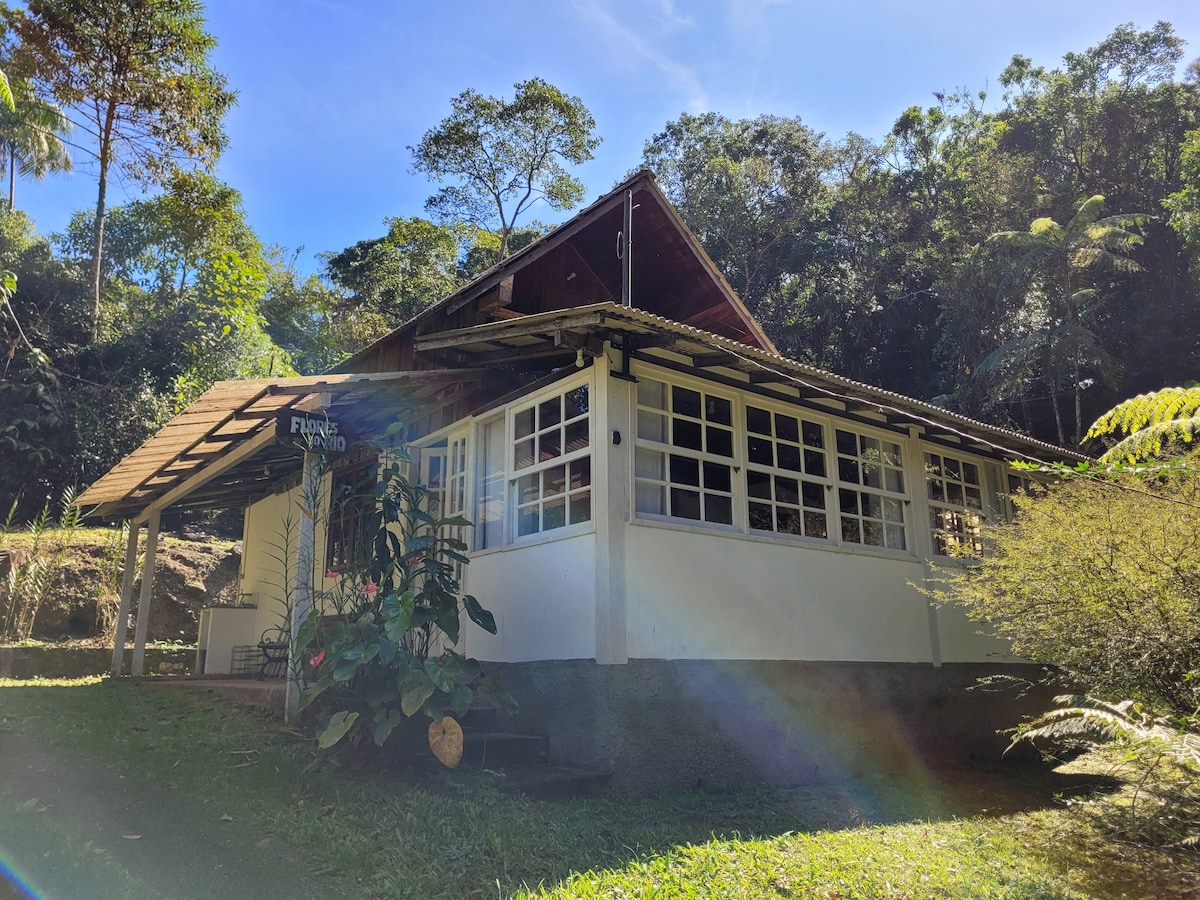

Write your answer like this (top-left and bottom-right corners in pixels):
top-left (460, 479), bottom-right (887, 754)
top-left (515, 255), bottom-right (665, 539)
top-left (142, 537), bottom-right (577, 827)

top-left (317, 711), bottom-right (359, 750)
top-left (463, 594), bottom-right (496, 634)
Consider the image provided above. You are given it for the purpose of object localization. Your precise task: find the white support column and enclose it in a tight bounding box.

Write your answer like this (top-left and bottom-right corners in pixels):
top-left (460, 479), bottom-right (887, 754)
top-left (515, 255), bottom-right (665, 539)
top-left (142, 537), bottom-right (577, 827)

top-left (110, 521), bottom-right (142, 676)
top-left (594, 348), bottom-right (631, 665)
top-left (286, 450), bottom-right (323, 723)
top-left (131, 508), bottom-right (161, 677)
top-left (903, 426), bottom-right (942, 667)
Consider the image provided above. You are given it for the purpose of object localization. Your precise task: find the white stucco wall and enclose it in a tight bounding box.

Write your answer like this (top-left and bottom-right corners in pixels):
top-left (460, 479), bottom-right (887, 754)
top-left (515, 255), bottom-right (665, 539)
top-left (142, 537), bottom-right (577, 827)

top-left (624, 523), bottom-right (937, 661)
top-left (464, 533), bottom-right (597, 662)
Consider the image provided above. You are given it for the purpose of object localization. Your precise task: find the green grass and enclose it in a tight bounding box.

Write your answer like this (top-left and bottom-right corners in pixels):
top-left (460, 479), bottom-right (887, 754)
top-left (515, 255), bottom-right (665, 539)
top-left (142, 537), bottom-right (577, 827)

top-left (0, 677), bottom-right (1179, 898)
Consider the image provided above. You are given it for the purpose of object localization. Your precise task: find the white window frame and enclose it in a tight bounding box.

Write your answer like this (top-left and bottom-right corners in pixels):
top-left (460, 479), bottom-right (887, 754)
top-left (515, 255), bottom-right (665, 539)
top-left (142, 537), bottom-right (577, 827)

top-left (832, 425), bottom-right (910, 552)
top-left (743, 398), bottom-right (835, 542)
top-left (507, 374), bottom-right (594, 543)
top-left (923, 449), bottom-right (986, 558)
top-left (632, 369), bottom-right (740, 531)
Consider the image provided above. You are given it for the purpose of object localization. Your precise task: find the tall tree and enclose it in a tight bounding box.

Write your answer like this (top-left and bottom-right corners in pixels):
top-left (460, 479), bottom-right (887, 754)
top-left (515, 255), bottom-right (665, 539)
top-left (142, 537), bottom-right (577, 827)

top-left (0, 77), bottom-right (71, 209)
top-left (983, 196), bottom-right (1145, 446)
top-left (411, 77), bottom-right (599, 262)
top-left (6, 0), bottom-right (235, 339)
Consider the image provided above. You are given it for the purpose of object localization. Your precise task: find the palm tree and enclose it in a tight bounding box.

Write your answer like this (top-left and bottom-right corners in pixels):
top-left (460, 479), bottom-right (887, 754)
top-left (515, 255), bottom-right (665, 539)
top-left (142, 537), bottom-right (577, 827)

top-left (984, 196), bottom-right (1145, 446)
top-left (1085, 384), bottom-right (1200, 463)
top-left (0, 79), bottom-right (72, 210)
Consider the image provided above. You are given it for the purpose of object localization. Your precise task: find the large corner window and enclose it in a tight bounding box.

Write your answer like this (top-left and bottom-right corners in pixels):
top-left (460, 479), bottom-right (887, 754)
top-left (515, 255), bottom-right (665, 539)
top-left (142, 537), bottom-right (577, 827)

top-left (325, 456), bottom-right (379, 572)
top-left (745, 404), bottom-right (831, 539)
top-left (925, 452), bottom-right (984, 557)
top-left (835, 429), bottom-right (908, 550)
top-left (635, 378), bottom-right (735, 525)
top-left (511, 383), bottom-right (592, 539)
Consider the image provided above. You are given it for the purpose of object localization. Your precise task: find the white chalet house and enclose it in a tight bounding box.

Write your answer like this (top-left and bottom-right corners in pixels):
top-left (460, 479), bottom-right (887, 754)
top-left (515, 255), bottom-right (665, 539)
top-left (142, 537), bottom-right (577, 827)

top-left (78, 171), bottom-right (1079, 790)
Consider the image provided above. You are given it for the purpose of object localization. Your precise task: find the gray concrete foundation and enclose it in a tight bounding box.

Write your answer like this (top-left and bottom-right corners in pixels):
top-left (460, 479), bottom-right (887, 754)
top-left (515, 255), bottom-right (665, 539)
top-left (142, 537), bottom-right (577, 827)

top-left (490, 659), bottom-right (1054, 792)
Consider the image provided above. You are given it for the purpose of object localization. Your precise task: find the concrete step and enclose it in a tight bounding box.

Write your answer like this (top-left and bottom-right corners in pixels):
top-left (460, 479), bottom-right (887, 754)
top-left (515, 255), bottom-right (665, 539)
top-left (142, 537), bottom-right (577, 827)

top-left (462, 731), bottom-right (548, 769)
top-left (494, 764), bottom-right (612, 800)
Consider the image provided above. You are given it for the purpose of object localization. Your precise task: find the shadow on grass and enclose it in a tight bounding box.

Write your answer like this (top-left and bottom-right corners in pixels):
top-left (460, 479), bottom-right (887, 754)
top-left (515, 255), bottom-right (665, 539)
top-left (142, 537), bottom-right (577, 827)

top-left (0, 678), bottom-right (1129, 899)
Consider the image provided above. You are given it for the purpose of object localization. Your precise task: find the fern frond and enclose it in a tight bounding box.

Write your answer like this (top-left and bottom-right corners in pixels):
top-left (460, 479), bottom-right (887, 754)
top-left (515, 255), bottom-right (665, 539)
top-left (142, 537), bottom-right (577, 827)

top-left (1097, 416), bottom-right (1200, 464)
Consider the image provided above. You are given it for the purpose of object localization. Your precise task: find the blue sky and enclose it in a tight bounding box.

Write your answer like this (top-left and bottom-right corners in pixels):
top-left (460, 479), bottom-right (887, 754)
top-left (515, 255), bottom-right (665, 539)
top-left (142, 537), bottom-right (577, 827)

top-left (15, 0), bottom-right (1200, 275)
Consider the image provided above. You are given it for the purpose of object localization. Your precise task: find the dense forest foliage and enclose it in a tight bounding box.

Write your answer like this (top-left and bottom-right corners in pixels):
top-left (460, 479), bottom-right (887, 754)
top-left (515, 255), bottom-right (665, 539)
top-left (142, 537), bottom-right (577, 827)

top-left (0, 12), bottom-right (1198, 517)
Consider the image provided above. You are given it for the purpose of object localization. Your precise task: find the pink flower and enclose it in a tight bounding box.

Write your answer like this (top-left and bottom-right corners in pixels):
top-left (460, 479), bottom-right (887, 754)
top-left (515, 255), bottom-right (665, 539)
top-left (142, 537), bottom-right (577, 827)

top-left (309, 650), bottom-right (325, 667)
top-left (325, 570), bottom-right (340, 579)
top-left (361, 583), bottom-right (378, 595)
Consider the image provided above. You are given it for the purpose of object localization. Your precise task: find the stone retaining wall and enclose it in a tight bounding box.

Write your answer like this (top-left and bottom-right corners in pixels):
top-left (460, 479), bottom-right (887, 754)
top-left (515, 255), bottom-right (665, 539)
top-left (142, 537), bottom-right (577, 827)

top-left (0, 646), bottom-right (194, 679)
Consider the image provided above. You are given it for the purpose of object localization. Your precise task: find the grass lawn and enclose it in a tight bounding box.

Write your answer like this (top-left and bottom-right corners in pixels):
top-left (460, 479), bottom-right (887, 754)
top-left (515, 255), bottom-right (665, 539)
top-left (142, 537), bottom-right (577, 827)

top-left (0, 677), bottom-right (1183, 898)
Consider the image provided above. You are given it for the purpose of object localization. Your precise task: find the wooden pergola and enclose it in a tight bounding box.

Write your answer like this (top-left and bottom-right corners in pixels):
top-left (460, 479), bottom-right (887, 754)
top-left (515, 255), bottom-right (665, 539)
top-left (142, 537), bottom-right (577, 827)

top-left (75, 370), bottom-right (482, 716)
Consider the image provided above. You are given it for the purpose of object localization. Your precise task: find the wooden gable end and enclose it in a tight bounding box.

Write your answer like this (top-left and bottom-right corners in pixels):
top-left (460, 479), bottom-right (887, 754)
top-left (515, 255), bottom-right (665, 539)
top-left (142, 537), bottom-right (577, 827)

top-left (340, 172), bottom-right (775, 376)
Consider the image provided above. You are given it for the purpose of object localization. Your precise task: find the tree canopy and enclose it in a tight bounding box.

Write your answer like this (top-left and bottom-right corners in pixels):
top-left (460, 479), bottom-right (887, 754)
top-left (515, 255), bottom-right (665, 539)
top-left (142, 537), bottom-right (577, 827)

top-left (4, 0), bottom-right (236, 338)
top-left (411, 77), bottom-right (599, 263)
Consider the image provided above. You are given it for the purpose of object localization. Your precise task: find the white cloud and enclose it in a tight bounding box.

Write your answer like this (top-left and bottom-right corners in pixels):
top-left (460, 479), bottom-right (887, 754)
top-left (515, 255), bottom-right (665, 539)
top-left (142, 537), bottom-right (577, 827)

top-left (571, 0), bottom-right (709, 111)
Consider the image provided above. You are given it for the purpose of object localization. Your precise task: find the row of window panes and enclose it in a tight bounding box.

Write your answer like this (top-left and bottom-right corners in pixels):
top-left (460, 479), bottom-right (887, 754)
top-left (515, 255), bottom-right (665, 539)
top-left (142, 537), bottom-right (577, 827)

top-left (515, 457), bottom-right (592, 537)
top-left (514, 386), bottom-right (589, 470)
top-left (926, 452), bottom-right (984, 556)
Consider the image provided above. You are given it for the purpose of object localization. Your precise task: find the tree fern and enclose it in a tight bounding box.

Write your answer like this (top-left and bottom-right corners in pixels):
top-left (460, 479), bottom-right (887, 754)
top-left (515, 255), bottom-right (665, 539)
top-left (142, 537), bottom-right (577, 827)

top-left (1085, 385), bottom-right (1200, 463)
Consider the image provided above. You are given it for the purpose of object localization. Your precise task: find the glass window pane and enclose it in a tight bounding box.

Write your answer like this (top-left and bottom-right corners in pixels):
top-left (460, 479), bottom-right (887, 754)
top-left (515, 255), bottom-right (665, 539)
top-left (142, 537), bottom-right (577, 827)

top-left (885, 469), bottom-right (904, 494)
top-left (638, 410), bottom-right (667, 443)
top-left (571, 457), bottom-right (592, 489)
top-left (638, 378), bottom-right (666, 410)
top-left (746, 406), bottom-right (772, 435)
top-left (706, 426), bottom-right (733, 458)
top-left (569, 491), bottom-right (592, 524)
top-left (775, 414), bottom-right (799, 443)
top-left (944, 457), bottom-right (960, 480)
top-left (563, 385), bottom-right (589, 419)
top-left (749, 503), bottom-right (773, 530)
top-left (802, 481), bottom-right (825, 509)
top-left (804, 449), bottom-right (826, 478)
top-left (670, 454), bottom-right (700, 486)
top-left (777, 443), bottom-right (802, 472)
top-left (777, 507), bottom-right (803, 535)
top-left (965, 487), bottom-right (981, 509)
top-left (836, 429), bottom-right (856, 456)
top-left (517, 507), bottom-right (539, 537)
top-left (515, 408), bottom-right (535, 439)
top-left (948, 482), bottom-right (964, 505)
top-left (705, 494), bottom-right (733, 524)
top-left (674, 386), bottom-right (702, 418)
top-left (862, 494), bottom-right (882, 520)
top-left (802, 420), bottom-right (824, 449)
top-left (544, 464), bottom-right (566, 498)
top-left (514, 438), bottom-right (535, 470)
top-left (635, 447), bottom-right (664, 480)
top-left (775, 476), bottom-right (800, 506)
top-left (838, 458), bottom-right (860, 484)
top-left (747, 469), bottom-right (772, 500)
top-left (885, 524), bottom-right (907, 550)
top-left (539, 430), bottom-right (561, 462)
top-left (842, 518), bottom-right (861, 543)
top-left (703, 462), bottom-right (731, 493)
top-left (517, 473), bottom-right (539, 505)
top-left (963, 462), bottom-right (979, 485)
top-left (863, 520), bottom-right (884, 546)
top-left (564, 419), bottom-right (589, 453)
top-left (707, 395), bottom-right (732, 426)
top-left (862, 463), bottom-right (882, 489)
top-left (928, 479), bottom-right (945, 501)
top-left (747, 435), bottom-right (774, 466)
top-left (839, 489), bottom-right (859, 515)
top-left (539, 397), bottom-right (561, 429)
top-left (883, 498), bottom-right (904, 523)
top-left (543, 497), bottom-right (567, 531)
top-left (674, 418), bottom-right (703, 451)
top-left (671, 488), bottom-right (702, 520)
top-left (636, 482), bottom-right (666, 515)
top-left (804, 511), bottom-right (828, 539)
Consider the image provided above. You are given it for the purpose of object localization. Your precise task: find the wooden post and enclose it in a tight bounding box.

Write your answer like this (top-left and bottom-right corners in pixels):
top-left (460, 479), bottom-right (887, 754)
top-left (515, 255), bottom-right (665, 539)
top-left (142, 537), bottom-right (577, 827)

top-left (110, 521), bottom-right (141, 676)
top-left (286, 450), bottom-right (322, 723)
top-left (131, 508), bottom-right (161, 677)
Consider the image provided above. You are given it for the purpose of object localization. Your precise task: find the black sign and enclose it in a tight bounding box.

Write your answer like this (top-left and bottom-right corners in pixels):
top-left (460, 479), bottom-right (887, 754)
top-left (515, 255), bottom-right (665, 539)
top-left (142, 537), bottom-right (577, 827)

top-left (276, 410), bottom-right (354, 454)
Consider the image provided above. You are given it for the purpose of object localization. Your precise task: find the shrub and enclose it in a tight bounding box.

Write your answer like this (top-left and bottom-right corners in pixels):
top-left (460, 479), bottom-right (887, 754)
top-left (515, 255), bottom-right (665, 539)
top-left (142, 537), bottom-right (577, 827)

top-left (297, 451), bottom-right (515, 765)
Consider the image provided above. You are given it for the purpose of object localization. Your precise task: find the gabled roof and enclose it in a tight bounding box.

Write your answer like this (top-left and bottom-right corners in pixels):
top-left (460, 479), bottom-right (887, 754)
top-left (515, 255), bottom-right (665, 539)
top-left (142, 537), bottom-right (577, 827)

top-left (338, 169), bottom-right (776, 374)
